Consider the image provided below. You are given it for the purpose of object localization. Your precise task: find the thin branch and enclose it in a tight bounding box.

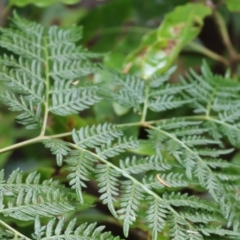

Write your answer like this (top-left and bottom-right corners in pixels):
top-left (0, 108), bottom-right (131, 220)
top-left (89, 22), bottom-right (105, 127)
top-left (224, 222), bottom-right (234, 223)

top-left (0, 132), bottom-right (71, 154)
top-left (186, 41), bottom-right (229, 67)
top-left (141, 86), bottom-right (150, 122)
top-left (213, 10), bottom-right (238, 60)
top-left (0, 219), bottom-right (31, 240)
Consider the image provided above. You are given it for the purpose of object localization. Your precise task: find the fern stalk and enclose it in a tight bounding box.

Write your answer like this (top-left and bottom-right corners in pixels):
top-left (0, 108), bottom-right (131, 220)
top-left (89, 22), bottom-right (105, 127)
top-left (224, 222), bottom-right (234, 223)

top-left (0, 219), bottom-right (30, 240)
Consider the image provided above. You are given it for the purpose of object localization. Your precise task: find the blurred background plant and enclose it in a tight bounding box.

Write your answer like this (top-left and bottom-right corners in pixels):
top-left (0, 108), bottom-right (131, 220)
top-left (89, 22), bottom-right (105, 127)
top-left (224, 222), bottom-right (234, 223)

top-left (1, 0), bottom-right (240, 239)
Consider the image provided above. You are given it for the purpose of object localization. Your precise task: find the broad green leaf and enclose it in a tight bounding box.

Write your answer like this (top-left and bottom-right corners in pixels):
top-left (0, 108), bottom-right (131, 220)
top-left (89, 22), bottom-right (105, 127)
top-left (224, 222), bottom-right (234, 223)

top-left (10, 0), bottom-right (79, 7)
top-left (124, 3), bottom-right (212, 79)
top-left (225, 0), bottom-right (240, 12)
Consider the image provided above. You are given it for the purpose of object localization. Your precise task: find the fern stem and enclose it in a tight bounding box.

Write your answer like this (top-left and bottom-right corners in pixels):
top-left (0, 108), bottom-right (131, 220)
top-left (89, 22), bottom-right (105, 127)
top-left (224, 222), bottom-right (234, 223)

top-left (213, 10), bottom-right (237, 61)
top-left (141, 85), bottom-right (150, 122)
top-left (69, 143), bottom-right (202, 235)
top-left (186, 42), bottom-right (229, 67)
top-left (40, 36), bottom-right (51, 136)
top-left (0, 220), bottom-right (31, 240)
top-left (0, 132), bottom-right (71, 154)
top-left (117, 122), bottom-right (142, 128)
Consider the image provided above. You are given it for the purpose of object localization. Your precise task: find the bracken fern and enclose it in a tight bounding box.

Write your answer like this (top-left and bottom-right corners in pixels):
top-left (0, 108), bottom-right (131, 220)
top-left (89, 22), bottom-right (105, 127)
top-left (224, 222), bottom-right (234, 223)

top-left (1, 13), bottom-right (240, 240)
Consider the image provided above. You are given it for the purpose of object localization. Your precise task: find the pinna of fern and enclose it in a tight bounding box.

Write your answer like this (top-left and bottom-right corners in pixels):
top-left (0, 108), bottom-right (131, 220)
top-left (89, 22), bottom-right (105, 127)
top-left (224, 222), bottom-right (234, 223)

top-left (0, 12), bottom-right (102, 130)
top-left (0, 13), bottom-right (240, 240)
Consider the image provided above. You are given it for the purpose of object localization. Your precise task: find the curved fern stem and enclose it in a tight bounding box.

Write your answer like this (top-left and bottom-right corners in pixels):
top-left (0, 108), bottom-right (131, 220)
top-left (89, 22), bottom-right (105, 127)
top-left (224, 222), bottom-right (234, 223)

top-left (0, 219), bottom-right (31, 240)
top-left (141, 85), bottom-right (150, 122)
top-left (0, 132), bottom-right (71, 154)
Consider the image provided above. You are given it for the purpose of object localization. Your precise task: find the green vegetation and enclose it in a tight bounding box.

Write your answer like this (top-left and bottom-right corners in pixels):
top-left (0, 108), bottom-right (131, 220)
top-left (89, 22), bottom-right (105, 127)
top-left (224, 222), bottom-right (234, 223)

top-left (1, 1), bottom-right (240, 239)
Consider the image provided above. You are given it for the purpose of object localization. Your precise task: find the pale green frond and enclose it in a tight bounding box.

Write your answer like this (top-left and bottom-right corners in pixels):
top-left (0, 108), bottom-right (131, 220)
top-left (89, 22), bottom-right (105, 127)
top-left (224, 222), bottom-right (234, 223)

top-left (148, 95), bottom-right (190, 112)
top-left (157, 118), bottom-right (202, 131)
top-left (0, 13), bottom-right (102, 130)
top-left (66, 150), bottom-right (97, 204)
top-left (11, 12), bottom-right (44, 38)
top-left (95, 137), bottom-right (139, 159)
top-left (145, 196), bottom-right (168, 240)
top-left (142, 171), bottom-right (193, 193)
top-left (199, 226), bottom-right (240, 239)
top-left (168, 214), bottom-right (203, 240)
top-left (72, 123), bottom-right (123, 149)
top-left (0, 189), bottom-right (74, 221)
top-left (50, 61), bottom-right (100, 80)
top-left (179, 211), bottom-right (223, 224)
top-left (96, 164), bottom-right (120, 218)
top-left (101, 73), bottom-right (145, 111)
top-left (163, 193), bottom-right (217, 212)
top-left (149, 83), bottom-right (189, 97)
top-left (147, 130), bottom-right (167, 159)
top-left (0, 27), bottom-right (44, 62)
top-left (0, 67), bottom-right (44, 102)
top-left (49, 44), bottom-right (103, 62)
top-left (43, 139), bottom-right (71, 166)
top-left (32, 217), bottom-right (122, 240)
top-left (0, 92), bottom-right (42, 129)
top-left (117, 181), bottom-right (143, 237)
top-left (120, 155), bottom-right (171, 174)
top-left (49, 87), bottom-right (101, 116)
top-left (149, 66), bottom-right (176, 88)
top-left (0, 169), bottom-right (63, 195)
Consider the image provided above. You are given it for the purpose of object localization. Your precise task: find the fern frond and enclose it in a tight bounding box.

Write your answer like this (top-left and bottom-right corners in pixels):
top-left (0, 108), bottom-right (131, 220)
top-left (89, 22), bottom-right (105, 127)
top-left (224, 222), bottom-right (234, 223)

top-left (163, 193), bottom-right (217, 211)
top-left (149, 66), bottom-right (176, 88)
top-left (43, 139), bottom-right (71, 166)
top-left (148, 95), bottom-right (190, 112)
top-left (143, 172), bottom-right (192, 189)
top-left (146, 196), bottom-right (168, 240)
top-left (32, 217), bottom-right (121, 240)
top-left (95, 137), bottom-right (139, 160)
top-left (50, 61), bottom-right (100, 80)
top-left (66, 150), bottom-right (97, 204)
top-left (50, 87), bottom-right (101, 116)
top-left (179, 210), bottom-right (223, 224)
top-left (0, 189), bottom-right (74, 221)
top-left (0, 169), bottom-right (64, 195)
top-left (168, 214), bottom-right (203, 240)
top-left (117, 181), bottom-right (144, 237)
top-left (96, 164), bottom-right (120, 218)
top-left (120, 155), bottom-right (171, 174)
top-left (72, 123), bottom-right (123, 149)
top-left (0, 92), bottom-right (42, 129)
top-left (0, 13), bottom-right (101, 129)
top-left (0, 66), bottom-right (44, 101)
top-left (0, 26), bottom-right (44, 62)
top-left (101, 72), bottom-right (145, 111)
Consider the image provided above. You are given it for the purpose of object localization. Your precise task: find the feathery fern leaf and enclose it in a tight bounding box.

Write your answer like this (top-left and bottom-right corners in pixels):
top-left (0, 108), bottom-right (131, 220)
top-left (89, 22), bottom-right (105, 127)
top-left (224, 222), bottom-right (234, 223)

top-left (0, 189), bottom-right (74, 221)
top-left (95, 137), bottom-right (139, 160)
top-left (96, 164), bottom-right (120, 218)
top-left (0, 169), bottom-right (66, 196)
top-left (32, 217), bottom-right (121, 240)
top-left (43, 139), bottom-right (71, 166)
top-left (145, 196), bottom-right (168, 240)
top-left (72, 123), bottom-right (123, 149)
top-left (0, 13), bottom-right (101, 129)
top-left (119, 155), bottom-right (172, 174)
top-left (66, 150), bottom-right (97, 204)
top-left (117, 181), bottom-right (144, 237)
